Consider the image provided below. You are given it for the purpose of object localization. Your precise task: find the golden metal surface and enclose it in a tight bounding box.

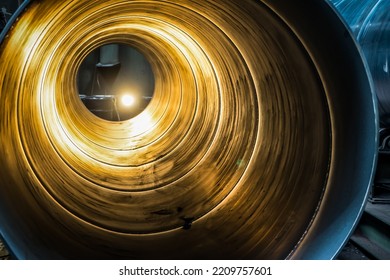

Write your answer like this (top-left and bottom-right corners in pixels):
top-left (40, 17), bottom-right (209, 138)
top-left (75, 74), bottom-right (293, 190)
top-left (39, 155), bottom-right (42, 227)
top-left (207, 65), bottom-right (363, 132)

top-left (0, 0), bottom-right (340, 259)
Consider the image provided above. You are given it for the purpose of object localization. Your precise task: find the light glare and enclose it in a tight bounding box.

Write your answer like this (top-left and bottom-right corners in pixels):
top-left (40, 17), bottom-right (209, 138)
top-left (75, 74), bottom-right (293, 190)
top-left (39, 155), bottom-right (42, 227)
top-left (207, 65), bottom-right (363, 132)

top-left (121, 94), bottom-right (135, 107)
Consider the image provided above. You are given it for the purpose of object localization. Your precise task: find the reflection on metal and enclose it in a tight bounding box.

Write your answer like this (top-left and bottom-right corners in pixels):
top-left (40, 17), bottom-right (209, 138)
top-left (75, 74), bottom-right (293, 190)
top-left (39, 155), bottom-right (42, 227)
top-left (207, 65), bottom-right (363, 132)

top-left (330, 0), bottom-right (390, 127)
top-left (330, 0), bottom-right (390, 205)
top-left (0, 0), bottom-right (377, 259)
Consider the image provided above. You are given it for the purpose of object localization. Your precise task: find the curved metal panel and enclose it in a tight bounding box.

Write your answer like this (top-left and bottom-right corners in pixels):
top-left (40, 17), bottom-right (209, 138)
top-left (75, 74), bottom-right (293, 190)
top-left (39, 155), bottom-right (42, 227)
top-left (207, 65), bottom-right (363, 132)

top-left (330, 0), bottom-right (390, 127)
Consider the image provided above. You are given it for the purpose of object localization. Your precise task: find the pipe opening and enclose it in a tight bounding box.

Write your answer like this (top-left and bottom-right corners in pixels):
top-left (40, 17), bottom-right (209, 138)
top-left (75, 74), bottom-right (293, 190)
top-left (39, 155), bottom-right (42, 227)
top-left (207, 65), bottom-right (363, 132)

top-left (77, 43), bottom-right (155, 121)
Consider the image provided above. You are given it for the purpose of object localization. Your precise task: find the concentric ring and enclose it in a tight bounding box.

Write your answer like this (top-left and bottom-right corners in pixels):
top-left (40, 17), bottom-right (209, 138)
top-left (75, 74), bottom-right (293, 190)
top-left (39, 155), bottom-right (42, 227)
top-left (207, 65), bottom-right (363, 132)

top-left (0, 0), bottom-right (377, 259)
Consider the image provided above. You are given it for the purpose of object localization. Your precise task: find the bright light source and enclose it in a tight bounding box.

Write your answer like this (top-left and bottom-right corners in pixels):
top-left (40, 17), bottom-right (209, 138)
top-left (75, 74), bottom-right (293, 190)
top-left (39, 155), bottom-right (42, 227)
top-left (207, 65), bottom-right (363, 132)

top-left (121, 94), bottom-right (135, 107)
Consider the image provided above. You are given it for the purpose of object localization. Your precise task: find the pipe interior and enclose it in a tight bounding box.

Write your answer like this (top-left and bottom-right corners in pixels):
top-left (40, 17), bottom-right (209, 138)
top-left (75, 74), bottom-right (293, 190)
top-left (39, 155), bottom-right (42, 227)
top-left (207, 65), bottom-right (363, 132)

top-left (0, 0), bottom-right (376, 259)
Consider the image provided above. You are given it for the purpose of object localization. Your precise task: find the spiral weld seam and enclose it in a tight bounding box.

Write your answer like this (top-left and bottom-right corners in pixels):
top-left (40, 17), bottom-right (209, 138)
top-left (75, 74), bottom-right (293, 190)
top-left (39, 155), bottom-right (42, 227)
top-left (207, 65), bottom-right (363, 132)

top-left (0, 0), bottom-right (377, 260)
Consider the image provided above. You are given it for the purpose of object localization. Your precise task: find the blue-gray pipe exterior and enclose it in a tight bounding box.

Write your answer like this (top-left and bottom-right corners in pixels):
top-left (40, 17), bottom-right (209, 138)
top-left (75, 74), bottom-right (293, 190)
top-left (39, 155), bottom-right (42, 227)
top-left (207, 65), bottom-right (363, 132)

top-left (330, 0), bottom-right (390, 127)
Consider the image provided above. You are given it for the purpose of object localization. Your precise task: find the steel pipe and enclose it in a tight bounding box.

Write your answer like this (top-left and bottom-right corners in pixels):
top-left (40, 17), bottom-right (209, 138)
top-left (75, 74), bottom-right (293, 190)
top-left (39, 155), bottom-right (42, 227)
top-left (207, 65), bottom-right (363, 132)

top-left (330, 0), bottom-right (390, 127)
top-left (0, 0), bottom-right (378, 259)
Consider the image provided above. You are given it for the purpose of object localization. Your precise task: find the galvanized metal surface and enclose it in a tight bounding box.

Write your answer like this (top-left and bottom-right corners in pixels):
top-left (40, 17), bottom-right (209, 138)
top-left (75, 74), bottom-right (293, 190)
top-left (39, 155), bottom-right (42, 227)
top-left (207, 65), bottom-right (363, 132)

top-left (330, 0), bottom-right (390, 127)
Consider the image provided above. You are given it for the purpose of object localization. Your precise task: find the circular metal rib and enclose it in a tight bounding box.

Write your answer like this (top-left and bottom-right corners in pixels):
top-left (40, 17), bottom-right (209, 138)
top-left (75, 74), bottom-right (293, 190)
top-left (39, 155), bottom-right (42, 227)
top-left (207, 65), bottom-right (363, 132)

top-left (0, 0), bottom-right (377, 259)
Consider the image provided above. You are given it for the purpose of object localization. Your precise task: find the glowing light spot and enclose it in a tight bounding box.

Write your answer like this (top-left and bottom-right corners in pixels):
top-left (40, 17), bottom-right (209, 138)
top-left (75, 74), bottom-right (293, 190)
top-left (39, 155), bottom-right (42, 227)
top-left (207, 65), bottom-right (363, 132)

top-left (121, 94), bottom-right (135, 107)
